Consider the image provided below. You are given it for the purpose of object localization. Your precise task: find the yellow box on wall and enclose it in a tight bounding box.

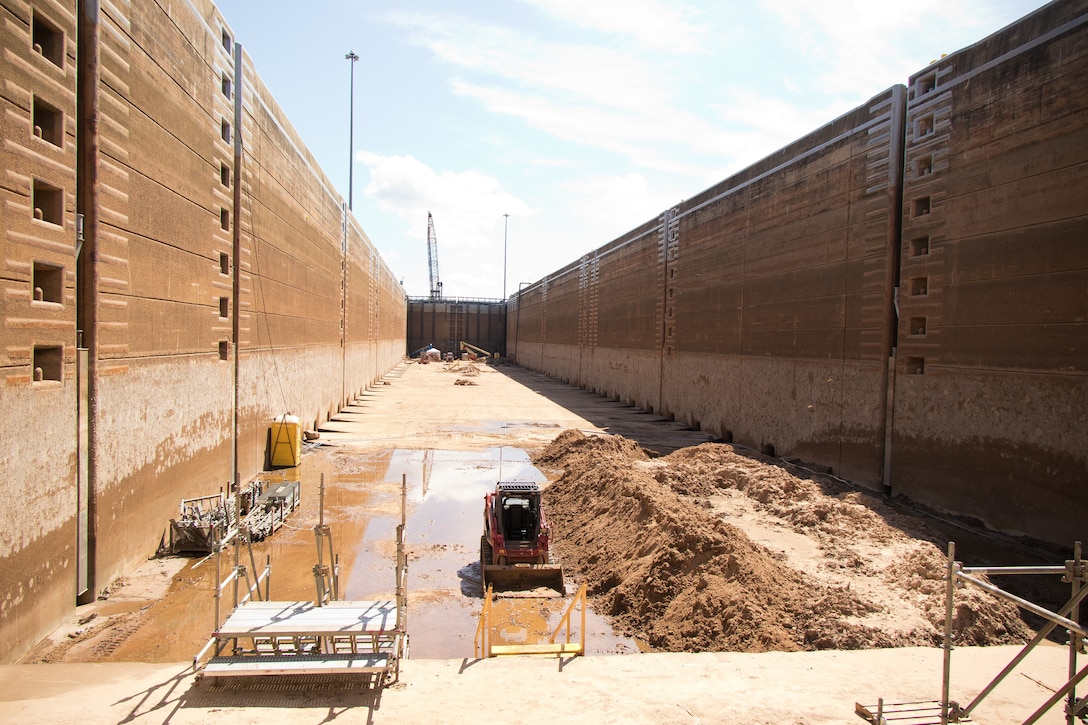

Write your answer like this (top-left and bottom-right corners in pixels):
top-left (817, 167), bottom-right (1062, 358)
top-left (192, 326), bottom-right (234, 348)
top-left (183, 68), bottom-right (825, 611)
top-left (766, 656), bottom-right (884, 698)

top-left (270, 414), bottom-right (301, 467)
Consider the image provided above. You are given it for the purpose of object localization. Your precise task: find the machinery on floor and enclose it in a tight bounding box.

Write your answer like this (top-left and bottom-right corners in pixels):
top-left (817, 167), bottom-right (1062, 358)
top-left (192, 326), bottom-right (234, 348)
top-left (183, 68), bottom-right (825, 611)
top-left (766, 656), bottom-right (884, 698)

top-left (427, 212), bottom-right (442, 300)
top-left (480, 481), bottom-right (565, 595)
top-left (459, 340), bottom-right (496, 360)
top-left (164, 479), bottom-right (301, 555)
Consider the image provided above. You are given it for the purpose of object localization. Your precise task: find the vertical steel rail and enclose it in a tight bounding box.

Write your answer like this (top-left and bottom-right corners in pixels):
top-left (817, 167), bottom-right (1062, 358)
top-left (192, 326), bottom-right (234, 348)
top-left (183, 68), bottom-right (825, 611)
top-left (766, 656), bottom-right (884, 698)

top-left (1068, 541), bottom-right (1083, 725)
top-left (247, 534), bottom-right (262, 601)
top-left (948, 541), bottom-right (1087, 722)
top-left (231, 41), bottom-right (243, 515)
top-left (232, 520), bottom-right (240, 608)
top-left (76, 0), bottom-right (101, 606)
top-left (941, 541), bottom-right (956, 725)
top-left (580, 582), bottom-right (587, 654)
top-left (313, 475), bottom-right (326, 605)
top-left (213, 526), bottom-right (222, 635)
top-left (397, 474), bottom-right (408, 656)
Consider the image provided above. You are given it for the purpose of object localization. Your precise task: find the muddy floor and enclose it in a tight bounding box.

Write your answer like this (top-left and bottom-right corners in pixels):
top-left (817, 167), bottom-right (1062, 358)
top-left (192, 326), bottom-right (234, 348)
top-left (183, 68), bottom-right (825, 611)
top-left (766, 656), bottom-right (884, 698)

top-left (21, 360), bottom-right (1072, 668)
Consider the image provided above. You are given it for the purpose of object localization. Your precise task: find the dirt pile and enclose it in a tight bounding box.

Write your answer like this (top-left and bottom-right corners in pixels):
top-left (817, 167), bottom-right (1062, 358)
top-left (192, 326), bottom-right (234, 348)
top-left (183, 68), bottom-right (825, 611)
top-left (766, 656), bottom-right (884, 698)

top-left (445, 361), bottom-right (481, 375)
top-left (537, 430), bottom-right (1031, 653)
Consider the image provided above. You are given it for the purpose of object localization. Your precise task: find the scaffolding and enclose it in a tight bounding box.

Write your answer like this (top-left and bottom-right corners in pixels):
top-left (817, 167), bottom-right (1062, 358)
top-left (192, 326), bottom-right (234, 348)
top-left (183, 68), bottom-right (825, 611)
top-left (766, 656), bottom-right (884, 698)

top-left (857, 541), bottom-right (1087, 725)
top-left (193, 474), bottom-right (409, 686)
top-left (474, 582), bottom-right (587, 659)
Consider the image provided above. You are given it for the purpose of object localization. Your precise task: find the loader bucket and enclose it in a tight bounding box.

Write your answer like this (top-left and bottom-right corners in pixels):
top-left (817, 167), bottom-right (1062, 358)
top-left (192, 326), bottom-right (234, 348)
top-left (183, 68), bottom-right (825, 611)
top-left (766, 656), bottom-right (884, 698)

top-left (482, 564), bottom-right (565, 597)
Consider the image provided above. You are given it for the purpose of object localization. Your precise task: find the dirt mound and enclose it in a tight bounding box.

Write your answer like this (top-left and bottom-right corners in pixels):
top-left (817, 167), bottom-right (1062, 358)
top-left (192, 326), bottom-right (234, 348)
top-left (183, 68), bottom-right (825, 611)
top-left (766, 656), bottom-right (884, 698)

top-left (537, 431), bottom-right (1031, 653)
top-left (535, 428), bottom-right (650, 469)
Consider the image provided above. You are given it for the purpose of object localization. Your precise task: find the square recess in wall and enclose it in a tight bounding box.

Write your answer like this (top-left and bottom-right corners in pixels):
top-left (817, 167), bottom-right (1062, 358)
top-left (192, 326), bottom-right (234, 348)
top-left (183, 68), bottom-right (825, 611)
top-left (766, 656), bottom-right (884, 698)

top-left (32, 11), bottom-right (64, 68)
top-left (34, 345), bottom-right (62, 383)
top-left (33, 262), bottom-right (63, 304)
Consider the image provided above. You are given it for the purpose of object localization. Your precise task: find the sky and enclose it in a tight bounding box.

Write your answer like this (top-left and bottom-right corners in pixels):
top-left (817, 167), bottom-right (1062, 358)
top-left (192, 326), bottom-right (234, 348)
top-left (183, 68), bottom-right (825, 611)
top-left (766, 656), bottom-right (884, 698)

top-left (212, 0), bottom-right (1047, 301)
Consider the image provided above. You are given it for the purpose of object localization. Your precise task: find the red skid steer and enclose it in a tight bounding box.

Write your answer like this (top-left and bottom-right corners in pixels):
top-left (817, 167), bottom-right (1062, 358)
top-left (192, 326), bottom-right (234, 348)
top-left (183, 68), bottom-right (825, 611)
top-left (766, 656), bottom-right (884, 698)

top-left (480, 481), bottom-right (565, 596)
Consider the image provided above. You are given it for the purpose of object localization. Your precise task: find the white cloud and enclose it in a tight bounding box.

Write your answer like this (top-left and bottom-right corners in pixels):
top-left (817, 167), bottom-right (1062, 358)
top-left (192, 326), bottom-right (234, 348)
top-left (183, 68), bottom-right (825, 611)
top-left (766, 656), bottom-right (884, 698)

top-left (515, 0), bottom-right (708, 54)
top-left (710, 90), bottom-right (855, 165)
top-left (759, 0), bottom-right (1024, 98)
top-left (358, 151), bottom-right (531, 298)
top-left (359, 151), bottom-right (531, 250)
top-left (560, 172), bottom-right (681, 240)
top-left (451, 79), bottom-right (773, 179)
top-left (382, 8), bottom-right (849, 185)
top-left (385, 12), bottom-right (670, 111)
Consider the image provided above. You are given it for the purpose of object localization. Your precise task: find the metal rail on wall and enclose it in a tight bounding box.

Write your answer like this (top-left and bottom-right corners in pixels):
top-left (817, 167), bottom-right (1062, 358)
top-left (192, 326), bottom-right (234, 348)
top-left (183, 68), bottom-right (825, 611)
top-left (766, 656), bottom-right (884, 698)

top-left (856, 541), bottom-right (1087, 725)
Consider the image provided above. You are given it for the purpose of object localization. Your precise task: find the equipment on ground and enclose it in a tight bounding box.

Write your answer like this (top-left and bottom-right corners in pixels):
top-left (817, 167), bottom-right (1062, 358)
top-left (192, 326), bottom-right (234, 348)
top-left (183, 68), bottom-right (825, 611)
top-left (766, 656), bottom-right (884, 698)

top-left (426, 212), bottom-right (442, 300)
top-left (459, 340), bottom-right (496, 360)
top-left (164, 479), bottom-right (301, 554)
top-left (411, 344), bottom-right (441, 363)
top-left (480, 481), bottom-right (564, 595)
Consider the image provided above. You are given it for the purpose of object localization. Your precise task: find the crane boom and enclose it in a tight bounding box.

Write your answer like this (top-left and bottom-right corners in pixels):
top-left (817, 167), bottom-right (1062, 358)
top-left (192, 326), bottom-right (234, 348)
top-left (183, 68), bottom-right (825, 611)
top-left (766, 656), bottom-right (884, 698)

top-left (426, 212), bottom-right (442, 299)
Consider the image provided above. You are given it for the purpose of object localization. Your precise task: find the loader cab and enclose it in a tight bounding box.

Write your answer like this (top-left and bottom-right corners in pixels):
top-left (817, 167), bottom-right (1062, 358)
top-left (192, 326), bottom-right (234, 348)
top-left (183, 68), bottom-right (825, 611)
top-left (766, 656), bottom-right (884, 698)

top-left (499, 492), bottom-right (539, 542)
top-left (490, 481), bottom-right (543, 545)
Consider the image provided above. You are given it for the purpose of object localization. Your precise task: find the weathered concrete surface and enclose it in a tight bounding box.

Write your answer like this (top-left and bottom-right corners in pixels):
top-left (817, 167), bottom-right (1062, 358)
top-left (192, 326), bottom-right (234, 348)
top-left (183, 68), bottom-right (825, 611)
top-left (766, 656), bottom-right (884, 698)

top-left (0, 0), bottom-right (81, 666)
top-left (512, 3), bottom-right (1087, 545)
top-left (892, 0), bottom-right (1088, 542)
top-left (0, 0), bottom-right (405, 663)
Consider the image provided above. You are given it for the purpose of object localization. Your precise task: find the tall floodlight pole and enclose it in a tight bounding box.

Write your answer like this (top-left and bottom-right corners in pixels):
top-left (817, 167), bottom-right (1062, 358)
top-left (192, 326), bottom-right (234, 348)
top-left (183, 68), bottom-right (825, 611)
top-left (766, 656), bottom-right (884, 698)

top-left (345, 51), bottom-right (359, 210)
top-left (502, 213), bottom-right (509, 300)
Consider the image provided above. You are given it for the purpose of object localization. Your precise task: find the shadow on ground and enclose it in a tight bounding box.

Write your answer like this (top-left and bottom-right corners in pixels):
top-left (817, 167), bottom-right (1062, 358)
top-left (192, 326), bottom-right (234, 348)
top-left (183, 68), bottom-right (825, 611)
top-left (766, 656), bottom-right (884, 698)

top-left (491, 364), bottom-right (714, 456)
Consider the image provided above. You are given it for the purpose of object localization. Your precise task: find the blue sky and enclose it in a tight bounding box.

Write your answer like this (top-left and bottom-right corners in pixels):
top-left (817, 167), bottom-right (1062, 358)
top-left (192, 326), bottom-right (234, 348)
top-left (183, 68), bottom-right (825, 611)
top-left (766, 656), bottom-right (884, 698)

top-left (213, 0), bottom-right (1046, 300)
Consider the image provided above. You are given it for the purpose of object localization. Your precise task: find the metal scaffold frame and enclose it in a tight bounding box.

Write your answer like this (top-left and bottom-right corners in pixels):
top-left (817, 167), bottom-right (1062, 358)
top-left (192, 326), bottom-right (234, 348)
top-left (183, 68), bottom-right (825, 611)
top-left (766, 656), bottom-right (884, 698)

top-left (856, 541), bottom-right (1087, 725)
top-left (191, 474), bottom-right (410, 686)
top-left (313, 475), bottom-right (339, 605)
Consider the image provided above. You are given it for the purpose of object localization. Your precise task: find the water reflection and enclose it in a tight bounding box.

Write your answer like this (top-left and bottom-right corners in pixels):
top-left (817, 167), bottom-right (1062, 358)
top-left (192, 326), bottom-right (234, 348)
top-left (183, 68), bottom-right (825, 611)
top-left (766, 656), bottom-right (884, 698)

top-left (343, 446), bottom-right (642, 658)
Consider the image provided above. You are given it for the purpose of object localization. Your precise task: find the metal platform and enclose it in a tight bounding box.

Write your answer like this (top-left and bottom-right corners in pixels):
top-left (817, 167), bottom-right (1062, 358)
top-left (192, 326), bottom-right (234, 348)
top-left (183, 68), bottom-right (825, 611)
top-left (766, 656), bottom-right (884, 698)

top-left (202, 600), bottom-right (404, 684)
top-left (855, 700), bottom-right (956, 725)
top-left (204, 653), bottom-right (390, 677)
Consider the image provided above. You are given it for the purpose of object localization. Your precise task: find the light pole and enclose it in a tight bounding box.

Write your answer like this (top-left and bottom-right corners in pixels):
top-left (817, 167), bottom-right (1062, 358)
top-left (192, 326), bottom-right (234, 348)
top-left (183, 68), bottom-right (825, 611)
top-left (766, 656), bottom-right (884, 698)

top-left (345, 51), bottom-right (359, 210)
top-left (502, 213), bottom-right (509, 300)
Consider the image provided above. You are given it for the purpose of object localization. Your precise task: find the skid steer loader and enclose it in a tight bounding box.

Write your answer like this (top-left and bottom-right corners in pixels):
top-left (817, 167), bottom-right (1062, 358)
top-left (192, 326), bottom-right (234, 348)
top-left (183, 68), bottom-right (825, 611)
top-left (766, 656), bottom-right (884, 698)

top-left (480, 481), bottom-right (565, 596)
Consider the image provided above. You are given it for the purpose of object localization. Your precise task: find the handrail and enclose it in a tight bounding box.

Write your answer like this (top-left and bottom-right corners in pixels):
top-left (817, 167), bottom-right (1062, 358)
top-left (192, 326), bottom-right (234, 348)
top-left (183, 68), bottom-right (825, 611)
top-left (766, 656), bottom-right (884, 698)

top-left (474, 584), bottom-right (493, 658)
top-left (549, 582), bottom-right (586, 654)
top-left (193, 636), bottom-right (218, 670)
top-left (239, 560), bottom-right (271, 607)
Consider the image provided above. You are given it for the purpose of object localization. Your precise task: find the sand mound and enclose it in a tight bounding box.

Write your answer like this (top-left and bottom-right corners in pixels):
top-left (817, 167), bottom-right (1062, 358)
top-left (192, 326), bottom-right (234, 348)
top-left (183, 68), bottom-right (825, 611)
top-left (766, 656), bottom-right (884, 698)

top-left (537, 431), bottom-right (1030, 653)
top-left (535, 429), bottom-right (650, 469)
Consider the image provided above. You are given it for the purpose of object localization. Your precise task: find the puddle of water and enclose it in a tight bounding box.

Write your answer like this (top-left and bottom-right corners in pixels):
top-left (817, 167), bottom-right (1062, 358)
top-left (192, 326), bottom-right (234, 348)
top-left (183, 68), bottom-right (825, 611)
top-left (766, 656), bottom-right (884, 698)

top-left (343, 446), bottom-right (643, 658)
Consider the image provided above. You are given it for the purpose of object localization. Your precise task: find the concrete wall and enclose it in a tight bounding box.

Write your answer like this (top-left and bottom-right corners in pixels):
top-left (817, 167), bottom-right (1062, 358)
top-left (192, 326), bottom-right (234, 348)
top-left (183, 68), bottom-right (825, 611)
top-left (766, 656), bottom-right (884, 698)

top-left (0, 0), bottom-right (81, 671)
top-left (510, 0), bottom-right (1087, 545)
top-left (891, 0), bottom-right (1088, 542)
top-left (0, 0), bottom-right (406, 663)
top-left (407, 299), bottom-right (507, 359)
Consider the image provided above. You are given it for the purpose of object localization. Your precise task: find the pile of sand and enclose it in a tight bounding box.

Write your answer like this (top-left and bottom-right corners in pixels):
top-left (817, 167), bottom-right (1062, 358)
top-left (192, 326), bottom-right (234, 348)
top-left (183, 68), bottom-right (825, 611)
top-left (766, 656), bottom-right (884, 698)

top-left (536, 430), bottom-right (1030, 653)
